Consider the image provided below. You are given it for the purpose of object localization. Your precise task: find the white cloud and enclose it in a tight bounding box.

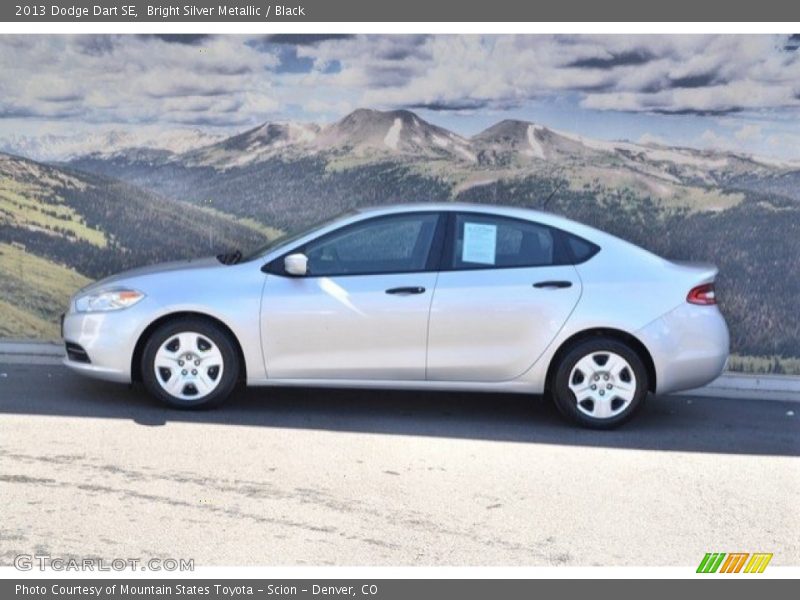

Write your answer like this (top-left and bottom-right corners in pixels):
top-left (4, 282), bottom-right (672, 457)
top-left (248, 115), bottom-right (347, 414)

top-left (734, 124), bottom-right (763, 142)
top-left (699, 129), bottom-right (733, 150)
top-left (638, 132), bottom-right (668, 146)
top-left (0, 35), bottom-right (281, 127)
top-left (296, 34), bottom-right (800, 116)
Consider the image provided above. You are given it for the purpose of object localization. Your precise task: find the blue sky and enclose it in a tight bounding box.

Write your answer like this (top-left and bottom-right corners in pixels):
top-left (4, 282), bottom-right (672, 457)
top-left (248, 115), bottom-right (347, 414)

top-left (2, 34), bottom-right (800, 160)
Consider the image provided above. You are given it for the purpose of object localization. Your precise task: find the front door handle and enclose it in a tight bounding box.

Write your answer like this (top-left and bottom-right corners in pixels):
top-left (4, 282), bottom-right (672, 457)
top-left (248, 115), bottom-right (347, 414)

top-left (533, 280), bottom-right (573, 289)
top-left (386, 286), bottom-right (426, 295)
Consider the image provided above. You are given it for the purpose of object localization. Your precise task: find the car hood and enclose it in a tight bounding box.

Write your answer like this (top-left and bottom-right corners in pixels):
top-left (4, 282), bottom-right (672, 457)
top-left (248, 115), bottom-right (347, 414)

top-left (76, 256), bottom-right (222, 295)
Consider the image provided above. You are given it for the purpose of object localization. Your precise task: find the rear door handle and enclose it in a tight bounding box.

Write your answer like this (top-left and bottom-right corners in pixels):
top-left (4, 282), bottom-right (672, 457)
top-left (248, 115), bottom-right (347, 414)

top-left (385, 286), bottom-right (426, 295)
top-left (533, 280), bottom-right (573, 289)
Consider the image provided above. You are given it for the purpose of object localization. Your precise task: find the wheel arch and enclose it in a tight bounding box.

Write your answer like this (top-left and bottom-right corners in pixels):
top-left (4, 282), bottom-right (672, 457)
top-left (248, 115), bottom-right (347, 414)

top-left (131, 311), bottom-right (247, 383)
top-left (545, 327), bottom-right (656, 393)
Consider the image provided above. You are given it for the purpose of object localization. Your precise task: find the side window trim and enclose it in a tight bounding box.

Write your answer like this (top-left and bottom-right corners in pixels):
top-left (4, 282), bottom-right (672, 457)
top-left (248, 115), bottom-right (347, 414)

top-left (266, 211), bottom-right (446, 278)
top-left (425, 212), bottom-right (448, 272)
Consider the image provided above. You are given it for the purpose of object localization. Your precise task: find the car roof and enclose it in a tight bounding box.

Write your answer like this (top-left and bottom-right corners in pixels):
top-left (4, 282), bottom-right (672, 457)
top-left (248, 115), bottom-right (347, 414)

top-left (353, 202), bottom-right (587, 235)
top-left (355, 202), bottom-right (556, 220)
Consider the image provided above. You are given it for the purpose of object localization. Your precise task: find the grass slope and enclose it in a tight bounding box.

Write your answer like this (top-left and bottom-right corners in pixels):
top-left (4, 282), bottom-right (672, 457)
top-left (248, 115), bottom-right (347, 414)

top-left (0, 242), bottom-right (91, 339)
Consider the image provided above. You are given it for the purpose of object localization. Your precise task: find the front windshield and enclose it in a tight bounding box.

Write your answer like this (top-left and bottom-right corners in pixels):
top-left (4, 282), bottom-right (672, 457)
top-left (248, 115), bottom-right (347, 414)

top-left (242, 209), bottom-right (358, 262)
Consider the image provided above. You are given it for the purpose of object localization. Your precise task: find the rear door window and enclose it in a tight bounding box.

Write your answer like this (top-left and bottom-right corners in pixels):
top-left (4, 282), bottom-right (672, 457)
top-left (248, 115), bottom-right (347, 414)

top-left (451, 213), bottom-right (558, 269)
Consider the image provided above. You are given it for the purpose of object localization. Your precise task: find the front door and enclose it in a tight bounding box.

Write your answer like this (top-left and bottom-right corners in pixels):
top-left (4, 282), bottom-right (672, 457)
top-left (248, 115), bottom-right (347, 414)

top-left (261, 212), bottom-right (443, 380)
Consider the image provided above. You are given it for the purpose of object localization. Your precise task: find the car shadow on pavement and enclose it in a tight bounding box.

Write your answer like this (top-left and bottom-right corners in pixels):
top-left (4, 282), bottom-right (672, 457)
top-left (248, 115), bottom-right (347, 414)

top-left (1, 363), bottom-right (797, 456)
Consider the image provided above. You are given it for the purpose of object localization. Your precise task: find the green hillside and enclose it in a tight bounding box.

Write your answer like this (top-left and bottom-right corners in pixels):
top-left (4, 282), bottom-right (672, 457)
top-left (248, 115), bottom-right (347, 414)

top-left (0, 152), bottom-right (273, 338)
top-left (0, 153), bottom-right (272, 278)
top-left (0, 242), bottom-right (91, 338)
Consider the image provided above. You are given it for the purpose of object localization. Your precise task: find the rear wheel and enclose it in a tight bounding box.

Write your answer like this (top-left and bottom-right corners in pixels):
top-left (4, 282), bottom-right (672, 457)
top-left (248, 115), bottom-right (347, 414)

top-left (141, 318), bottom-right (239, 409)
top-left (552, 337), bottom-right (648, 429)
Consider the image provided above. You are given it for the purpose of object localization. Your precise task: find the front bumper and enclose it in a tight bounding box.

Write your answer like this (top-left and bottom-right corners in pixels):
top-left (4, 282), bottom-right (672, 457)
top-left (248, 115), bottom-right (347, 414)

top-left (61, 357), bottom-right (132, 383)
top-left (61, 304), bottom-right (151, 384)
top-left (636, 303), bottom-right (730, 395)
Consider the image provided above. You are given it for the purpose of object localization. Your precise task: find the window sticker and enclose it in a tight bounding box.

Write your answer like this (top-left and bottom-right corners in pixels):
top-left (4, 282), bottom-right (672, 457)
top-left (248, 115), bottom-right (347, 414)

top-left (462, 222), bottom-right (497, 265)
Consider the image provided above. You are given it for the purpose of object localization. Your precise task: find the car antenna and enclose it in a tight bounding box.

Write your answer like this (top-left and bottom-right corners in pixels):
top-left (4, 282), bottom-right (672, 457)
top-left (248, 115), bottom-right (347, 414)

top-left (541, 179), bottom-right (566, 210)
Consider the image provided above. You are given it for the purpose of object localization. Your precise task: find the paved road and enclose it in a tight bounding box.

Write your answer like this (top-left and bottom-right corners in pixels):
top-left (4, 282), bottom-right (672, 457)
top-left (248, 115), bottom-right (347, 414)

top-left (1, 362), bottom-right (797, 567)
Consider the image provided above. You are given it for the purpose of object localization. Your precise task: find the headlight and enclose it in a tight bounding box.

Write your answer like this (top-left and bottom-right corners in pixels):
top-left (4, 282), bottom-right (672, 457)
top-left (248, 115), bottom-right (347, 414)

top-left (74, 289), bottom-right (145, 313)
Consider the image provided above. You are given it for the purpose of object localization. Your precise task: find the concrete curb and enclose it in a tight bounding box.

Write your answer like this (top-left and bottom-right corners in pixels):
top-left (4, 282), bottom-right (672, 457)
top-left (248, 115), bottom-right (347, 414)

top-left (674, 372), bottom-right (800, 403)
top-left (0, 341), bottom-right (65, 365)
top-left (0, 340), bottom-right (63, 356)
top-left (1, 341), bottom-right (799, 402)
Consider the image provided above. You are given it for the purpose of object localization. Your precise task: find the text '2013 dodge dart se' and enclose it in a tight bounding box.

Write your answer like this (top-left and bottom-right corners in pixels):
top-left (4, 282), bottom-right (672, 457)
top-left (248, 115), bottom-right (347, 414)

top-left (62, 203), bottom-right (729, 429)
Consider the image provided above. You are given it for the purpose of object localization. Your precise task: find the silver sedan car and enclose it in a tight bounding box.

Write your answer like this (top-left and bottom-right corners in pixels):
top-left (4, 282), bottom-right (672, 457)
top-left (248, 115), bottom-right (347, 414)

top-left (62, 203), bottom-right (729, 428)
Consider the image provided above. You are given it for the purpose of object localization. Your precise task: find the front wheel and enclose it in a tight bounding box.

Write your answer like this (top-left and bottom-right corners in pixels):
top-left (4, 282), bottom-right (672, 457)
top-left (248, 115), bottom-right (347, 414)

top-left (552, 337), bottom-right (649, 429)
top-left (141, 317), bottom-right (240, 409)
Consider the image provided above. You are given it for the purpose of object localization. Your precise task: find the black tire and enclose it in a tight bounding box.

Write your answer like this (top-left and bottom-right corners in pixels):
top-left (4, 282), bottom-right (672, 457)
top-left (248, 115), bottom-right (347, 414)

top-left (141, 317), bottom-right (240, 409)
top-left (551, 337), bottom-right (648, 429)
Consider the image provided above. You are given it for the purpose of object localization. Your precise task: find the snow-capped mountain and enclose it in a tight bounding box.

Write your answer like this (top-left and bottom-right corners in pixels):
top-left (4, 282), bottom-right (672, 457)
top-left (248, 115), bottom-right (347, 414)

top-left (173, 109), bottom-right (800, 186)
top-left (182, 109), bottom-right (476, 167)
top-left (472, 119), bottom-right (598, 163)
top-left (470, 118), bottom-right (797, 179)
top-left (10, 107), bottom-right (792, 207)
top-left (13, 108), bottom-right (799, 185)
top-left (314, 108), bottom-right (476, 162)
top-left (0, 128), bottom-right (226, 162)
top-left (183, 122), bottom-right (321, 168)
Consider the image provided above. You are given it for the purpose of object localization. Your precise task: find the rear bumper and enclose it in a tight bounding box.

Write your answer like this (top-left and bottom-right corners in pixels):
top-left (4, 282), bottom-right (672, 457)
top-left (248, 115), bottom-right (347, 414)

top-left (636, 303), bottom-right (730, 395)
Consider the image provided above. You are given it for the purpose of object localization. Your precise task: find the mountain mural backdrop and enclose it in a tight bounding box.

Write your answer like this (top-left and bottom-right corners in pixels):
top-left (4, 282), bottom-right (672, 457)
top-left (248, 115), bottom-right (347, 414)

top-left (2, 109), bottom-right (798, 373)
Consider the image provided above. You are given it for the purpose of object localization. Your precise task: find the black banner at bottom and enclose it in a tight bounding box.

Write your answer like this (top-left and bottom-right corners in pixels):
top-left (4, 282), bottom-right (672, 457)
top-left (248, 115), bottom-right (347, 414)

top-left (3, 579), bottom-right (794, 600)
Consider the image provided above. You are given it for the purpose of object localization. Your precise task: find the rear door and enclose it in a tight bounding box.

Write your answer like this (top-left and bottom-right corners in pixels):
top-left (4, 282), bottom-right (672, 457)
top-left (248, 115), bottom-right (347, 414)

top-left (427, 212), bottom-right (581, 382)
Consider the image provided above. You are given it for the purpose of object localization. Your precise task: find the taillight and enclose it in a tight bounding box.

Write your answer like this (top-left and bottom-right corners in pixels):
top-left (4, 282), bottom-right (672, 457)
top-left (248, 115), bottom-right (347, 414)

top-left (687, 283), bottom-right (716, 305)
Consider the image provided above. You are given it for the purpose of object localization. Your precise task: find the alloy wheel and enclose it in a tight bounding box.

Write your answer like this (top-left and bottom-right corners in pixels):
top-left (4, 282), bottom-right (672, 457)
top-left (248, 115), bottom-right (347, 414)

top-left (567, 351), bottom-right (637, 420)
top-left (153, 331), bottom-right (224, 401)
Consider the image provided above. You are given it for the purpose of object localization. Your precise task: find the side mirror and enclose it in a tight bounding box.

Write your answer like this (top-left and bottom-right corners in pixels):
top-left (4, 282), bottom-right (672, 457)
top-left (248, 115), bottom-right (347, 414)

top-left (284, 253), bottom-right (308, 276)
